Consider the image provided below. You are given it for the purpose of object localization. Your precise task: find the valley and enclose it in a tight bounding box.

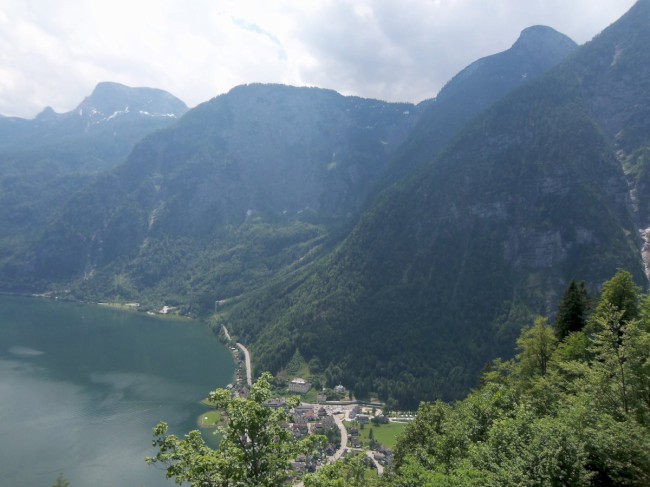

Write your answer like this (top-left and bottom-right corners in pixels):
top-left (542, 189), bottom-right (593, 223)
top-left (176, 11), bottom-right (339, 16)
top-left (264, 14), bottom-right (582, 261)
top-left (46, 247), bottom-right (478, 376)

top-left (1, 1), bottom-right (649, 413)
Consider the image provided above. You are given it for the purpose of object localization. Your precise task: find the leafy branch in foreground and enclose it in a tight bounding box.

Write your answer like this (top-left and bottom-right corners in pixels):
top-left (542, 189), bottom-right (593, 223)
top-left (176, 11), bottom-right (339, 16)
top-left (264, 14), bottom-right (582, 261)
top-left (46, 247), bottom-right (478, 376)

top-left (147, 372), bottom-right (324, 486)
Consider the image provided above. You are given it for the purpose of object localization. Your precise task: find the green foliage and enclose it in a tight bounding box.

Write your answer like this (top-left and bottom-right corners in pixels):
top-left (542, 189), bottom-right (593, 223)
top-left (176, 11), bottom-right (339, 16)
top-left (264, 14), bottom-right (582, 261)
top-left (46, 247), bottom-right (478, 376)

top-left (388, 272), bottom-right (650, 486)
top-left (516, 317), bottom-right (557, 378)
top-left (51, 473), bottom-right (70, 487)
top-left (147, 372), bottom-right (325, 486)
top-left (595, 270), bottom-right (641, 323)
top-left (555, 280), bottom-right (589, 339)
top-left (304, 454), bottom-right (378, 487)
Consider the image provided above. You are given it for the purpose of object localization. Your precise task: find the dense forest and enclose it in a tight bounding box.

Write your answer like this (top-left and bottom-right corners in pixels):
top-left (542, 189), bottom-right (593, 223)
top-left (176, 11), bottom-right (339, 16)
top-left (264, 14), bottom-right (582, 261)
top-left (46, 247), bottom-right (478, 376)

top-left (379, 270), bottom-right (650, 486)
top-left (149, 270), bottom-right (650, 486)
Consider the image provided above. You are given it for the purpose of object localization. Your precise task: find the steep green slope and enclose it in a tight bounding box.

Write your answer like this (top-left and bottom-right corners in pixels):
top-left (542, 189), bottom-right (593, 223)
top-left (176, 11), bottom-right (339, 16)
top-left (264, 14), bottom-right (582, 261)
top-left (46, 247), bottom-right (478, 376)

top-left (0, 23), bottom-right (577, 304)
top-left (226, 1), bottom-right (650, 407)
top-left (388, 25), bottom-right (577, 181)
top-left (6, 85), bottom-right (420, 307)
top-left (0, 83), bottom-right (187, 281)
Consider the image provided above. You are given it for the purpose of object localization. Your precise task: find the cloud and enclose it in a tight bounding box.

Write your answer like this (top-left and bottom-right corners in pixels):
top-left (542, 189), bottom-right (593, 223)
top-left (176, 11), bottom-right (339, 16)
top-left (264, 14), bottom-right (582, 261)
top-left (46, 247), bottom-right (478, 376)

top-left (290, 0), bottom-right (637, 103)
top-left (0, 0), bottom-right (637, 118)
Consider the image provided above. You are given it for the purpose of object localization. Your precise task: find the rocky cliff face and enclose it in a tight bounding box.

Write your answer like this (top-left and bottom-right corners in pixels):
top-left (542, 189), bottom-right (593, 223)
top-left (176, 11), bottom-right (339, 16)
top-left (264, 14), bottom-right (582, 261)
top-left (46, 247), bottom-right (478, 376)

top-left (75, 81), bottom-right (188, 121)
top-left (0, 82), bottom-right (188, 161)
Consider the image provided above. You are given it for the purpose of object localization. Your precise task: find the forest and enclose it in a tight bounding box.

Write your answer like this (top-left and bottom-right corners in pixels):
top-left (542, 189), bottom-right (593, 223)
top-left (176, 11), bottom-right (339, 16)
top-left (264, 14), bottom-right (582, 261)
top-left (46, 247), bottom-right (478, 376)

top-left (150, 269), bottom-right (649, 486)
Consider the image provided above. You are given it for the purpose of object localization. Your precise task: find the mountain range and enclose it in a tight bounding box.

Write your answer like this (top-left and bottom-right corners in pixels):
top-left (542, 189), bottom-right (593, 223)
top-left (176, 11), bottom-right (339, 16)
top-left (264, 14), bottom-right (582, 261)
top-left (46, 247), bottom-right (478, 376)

top-left (2, 1), bottom-right (649, 406)
top-left (0, 82), bottom-right (187, 283)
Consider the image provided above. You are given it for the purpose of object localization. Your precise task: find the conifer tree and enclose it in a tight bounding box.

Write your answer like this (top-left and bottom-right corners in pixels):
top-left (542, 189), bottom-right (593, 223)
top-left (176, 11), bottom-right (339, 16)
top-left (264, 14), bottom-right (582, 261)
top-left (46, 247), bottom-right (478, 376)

top-left (555, 279), bottom-right (588, 339)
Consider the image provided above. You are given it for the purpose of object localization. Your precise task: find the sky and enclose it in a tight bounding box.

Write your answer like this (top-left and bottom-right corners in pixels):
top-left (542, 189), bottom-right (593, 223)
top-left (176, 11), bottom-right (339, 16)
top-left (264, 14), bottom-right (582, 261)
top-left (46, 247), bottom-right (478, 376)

top-left (0, 0), bottom-right (638, 118)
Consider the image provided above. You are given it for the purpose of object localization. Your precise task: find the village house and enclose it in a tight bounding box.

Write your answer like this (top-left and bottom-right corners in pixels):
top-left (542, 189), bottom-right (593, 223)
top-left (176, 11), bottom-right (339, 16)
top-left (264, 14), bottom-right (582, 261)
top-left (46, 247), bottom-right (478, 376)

top-left (266, 397), bottom-right (286, 409)
top-left (288, 377), bottom-right (311, 394)
top-left (295, 404), bottom-right (313, 414)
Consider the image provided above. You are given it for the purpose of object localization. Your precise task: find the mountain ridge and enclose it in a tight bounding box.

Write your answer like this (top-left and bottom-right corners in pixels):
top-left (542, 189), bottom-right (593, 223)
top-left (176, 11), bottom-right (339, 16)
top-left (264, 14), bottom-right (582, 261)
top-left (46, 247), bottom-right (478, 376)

top-left (1, 11), bottom-right (643, 409)
top-left (386, 25), bottom-right (577, 182)
top-left (224, 2), bottom-right (650, 406)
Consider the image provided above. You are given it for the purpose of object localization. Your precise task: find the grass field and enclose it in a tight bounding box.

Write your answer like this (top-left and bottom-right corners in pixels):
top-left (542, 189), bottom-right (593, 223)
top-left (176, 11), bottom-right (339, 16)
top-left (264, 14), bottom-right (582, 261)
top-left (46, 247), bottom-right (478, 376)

top-left (345, 421), bottom-right (408, 449)
top-left (198, 410), bottom-right (222, 428)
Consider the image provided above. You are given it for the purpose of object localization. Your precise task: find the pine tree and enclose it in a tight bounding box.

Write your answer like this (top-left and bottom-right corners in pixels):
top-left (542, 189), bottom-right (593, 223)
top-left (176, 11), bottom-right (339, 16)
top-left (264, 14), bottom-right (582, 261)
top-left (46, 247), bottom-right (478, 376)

top-left (555, 279), bottom-right (588, 339)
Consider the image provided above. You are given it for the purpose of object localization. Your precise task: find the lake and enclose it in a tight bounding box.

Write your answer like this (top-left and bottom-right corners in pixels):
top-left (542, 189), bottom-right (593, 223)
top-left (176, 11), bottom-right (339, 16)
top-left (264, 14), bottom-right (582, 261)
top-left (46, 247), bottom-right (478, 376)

top-left (0, 295), bottom-right (234, 487)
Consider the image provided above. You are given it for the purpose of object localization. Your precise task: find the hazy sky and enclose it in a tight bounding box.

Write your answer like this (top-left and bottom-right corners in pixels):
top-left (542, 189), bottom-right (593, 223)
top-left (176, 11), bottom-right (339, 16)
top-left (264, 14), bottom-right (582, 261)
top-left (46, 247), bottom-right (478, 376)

top-left (0, 0), bottom-right (637, 118)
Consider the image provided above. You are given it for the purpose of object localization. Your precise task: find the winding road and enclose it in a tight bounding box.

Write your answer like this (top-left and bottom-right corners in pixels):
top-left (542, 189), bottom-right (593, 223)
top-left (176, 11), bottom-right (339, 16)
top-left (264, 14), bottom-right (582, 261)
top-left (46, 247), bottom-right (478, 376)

top-left (327, 413), bottom-right (348, 464)
top-left (237, 342), bottom-right (252, 387)
top-left (222, 325), bottom-right (252, 387)
top-left (222, 325), bottom-right (380, 482)
top-left (221, 324), bottom-right (232, 341)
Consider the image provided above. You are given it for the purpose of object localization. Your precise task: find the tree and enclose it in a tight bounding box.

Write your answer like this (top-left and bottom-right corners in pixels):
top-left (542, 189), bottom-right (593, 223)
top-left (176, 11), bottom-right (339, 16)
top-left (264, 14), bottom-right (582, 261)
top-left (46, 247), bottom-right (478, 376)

top-left (516, 317), bottom-right (557, 378)
top-left (303, 453), bottom-right (376, 487)
top-left (147, 372), bottom-right (324, 486)
top-left (555, 280), bottom-right (588, 339)
top-left (588, 305), bottom-right (650, 421)
top-left (595, 270), bottom-right (640, 323)
top-left (51, 473), bottom-right (70, 487)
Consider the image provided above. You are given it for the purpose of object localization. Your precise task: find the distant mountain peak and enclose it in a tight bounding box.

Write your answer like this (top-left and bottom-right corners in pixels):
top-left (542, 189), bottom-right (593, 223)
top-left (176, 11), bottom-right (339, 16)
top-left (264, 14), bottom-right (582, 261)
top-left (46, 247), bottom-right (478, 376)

top-left (511, 25), bottom-right (577, 54)
top-left (35, 106), bottom-right (60, 121)
top-left (75, 82), bottom-right (188, 121)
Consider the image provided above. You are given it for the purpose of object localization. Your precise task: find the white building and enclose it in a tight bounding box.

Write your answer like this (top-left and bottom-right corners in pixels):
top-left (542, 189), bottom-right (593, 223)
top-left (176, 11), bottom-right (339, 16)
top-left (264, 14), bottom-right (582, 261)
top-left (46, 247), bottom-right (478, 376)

top-left (288, 378), bottom-right (311, 394)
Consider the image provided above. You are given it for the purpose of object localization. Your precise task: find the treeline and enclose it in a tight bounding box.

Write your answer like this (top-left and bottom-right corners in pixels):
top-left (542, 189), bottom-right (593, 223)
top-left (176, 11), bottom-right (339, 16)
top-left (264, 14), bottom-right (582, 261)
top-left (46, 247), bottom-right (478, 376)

top-left (304, 270), bottom-right (649, 485)
top-left (376, 270), bottom-right (650, 486)
top-left (147, 270), bottom-right (649, 487)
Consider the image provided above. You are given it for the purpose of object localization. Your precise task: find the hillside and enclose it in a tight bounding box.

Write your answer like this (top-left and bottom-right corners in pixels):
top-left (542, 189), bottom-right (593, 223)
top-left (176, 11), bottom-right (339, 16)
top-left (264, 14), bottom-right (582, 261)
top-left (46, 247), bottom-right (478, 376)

top-left (225, 0), bottom-right (650, 407)
top-left (4, 85), bottom-right (421, 306)
top-left (0, 14), bottom-right (615, 408)
top-left (388, 25), bottom-right (577, 181)
top-left (1, 20), bottom-right (575, 300)
top-left (0, 83), bottom-right (187, 283)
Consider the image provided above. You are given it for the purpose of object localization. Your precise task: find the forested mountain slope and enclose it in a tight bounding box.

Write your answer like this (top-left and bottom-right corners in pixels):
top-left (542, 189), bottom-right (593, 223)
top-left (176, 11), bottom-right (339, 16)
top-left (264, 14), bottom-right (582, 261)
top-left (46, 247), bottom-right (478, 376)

top-left (0, 83), bottom-right (187, 283)
top-left (5, 85), bottom-right (421, 305)
top-left (388, 25), bottom-right (577, 181)
top-left (226, 0), bottom-right (650, 407)
top-left (1, 21), bottom-right (576, 301)
top-left (0, 11), bottom-right (616, 409)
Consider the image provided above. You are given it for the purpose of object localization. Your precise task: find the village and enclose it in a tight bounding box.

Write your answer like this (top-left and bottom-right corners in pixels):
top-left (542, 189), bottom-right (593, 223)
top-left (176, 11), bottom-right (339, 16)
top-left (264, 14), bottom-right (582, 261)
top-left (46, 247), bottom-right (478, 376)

top-left (219, 327), bottom-right (413, 480)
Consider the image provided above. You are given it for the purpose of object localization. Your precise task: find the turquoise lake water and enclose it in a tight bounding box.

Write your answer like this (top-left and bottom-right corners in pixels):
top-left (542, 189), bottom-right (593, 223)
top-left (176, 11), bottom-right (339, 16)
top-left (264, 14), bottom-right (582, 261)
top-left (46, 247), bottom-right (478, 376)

top-left (0, 295), bottom-right (234, 486)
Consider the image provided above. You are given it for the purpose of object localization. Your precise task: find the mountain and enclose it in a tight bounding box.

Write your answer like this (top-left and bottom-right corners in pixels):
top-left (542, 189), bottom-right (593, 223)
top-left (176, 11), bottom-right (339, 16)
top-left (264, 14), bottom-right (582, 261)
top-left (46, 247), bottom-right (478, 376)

top-left (224, 1), bottom-right (650, 407)
top-left (12, 21), bottom-right (577, 295)
top-left (5, 85), bottom-right (421, 302)
top-left (8, 20), bottom-right (579, 302)
top-left (0, 83), bottom-right (187, 284)
top-left (0, 16), bottom-right (609, 408)
top-left (74, 81), bottom-right (187, 121)
top-left (387, 25), bottom-right (577, 181)
top-left (0, 81), bottom-right (188, 172)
